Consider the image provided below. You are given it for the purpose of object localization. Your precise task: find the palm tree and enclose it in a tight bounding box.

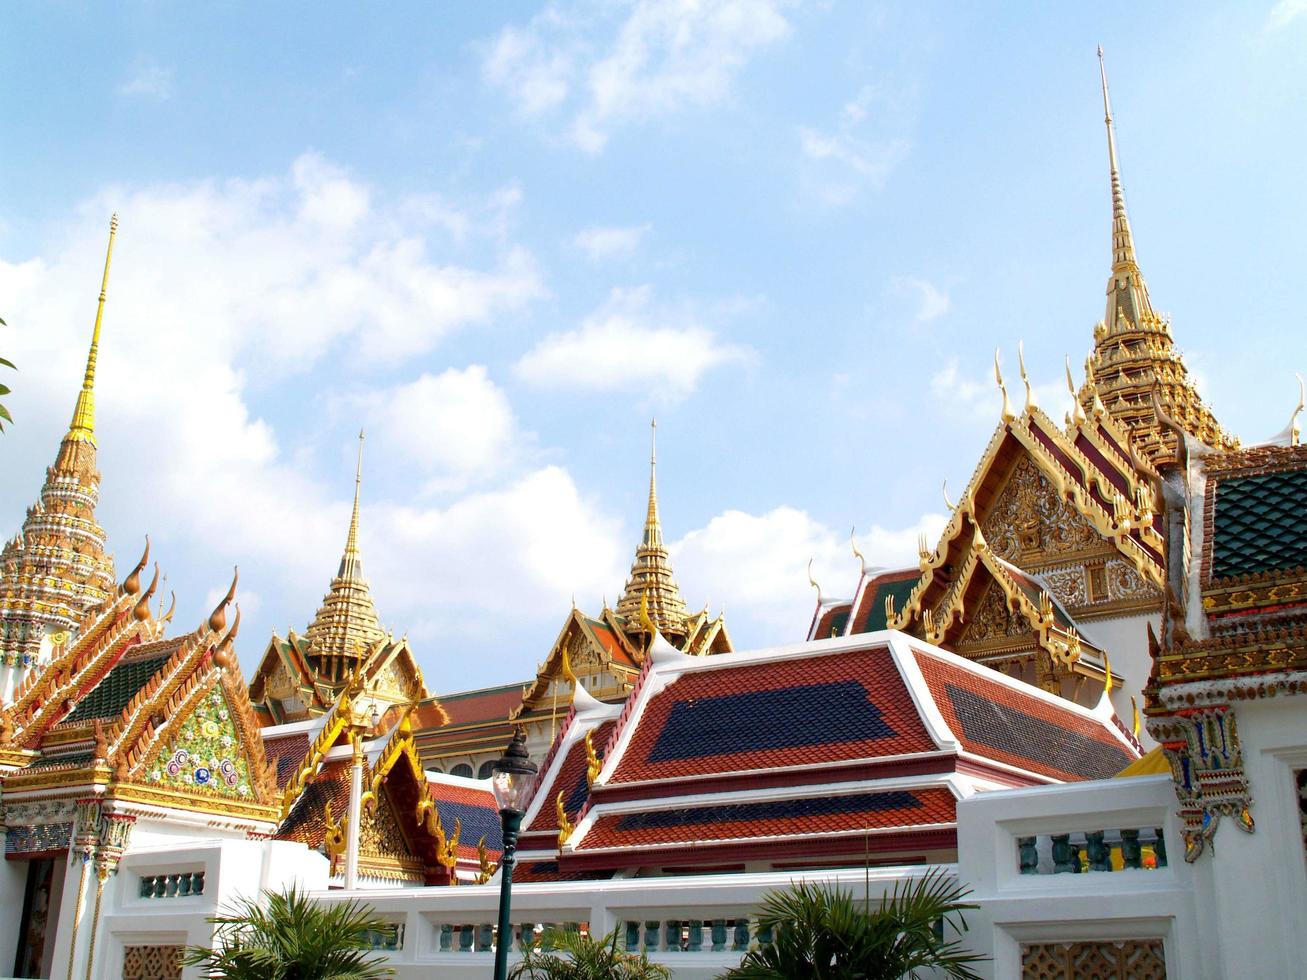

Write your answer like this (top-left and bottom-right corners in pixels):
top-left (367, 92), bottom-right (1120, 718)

top-left (1, 316), bottom-right (14, 433)
top-left (183, 885), bottom-right (395, 980)
top-left (721, 869), bottom-right (986, 980)
top-left (510, 927), bottom-right (670, 980)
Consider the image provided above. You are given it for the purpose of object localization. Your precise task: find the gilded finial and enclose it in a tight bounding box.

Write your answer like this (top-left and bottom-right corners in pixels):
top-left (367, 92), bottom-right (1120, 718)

top-left (850, 527), bottom-right (866, 577)
top-left (584, 728), bottom-right (602, 788)
top-left (994, 349), bottom-right (1015, 423)
top-left (807, 558), bottom-right (822, 603)
top-left (1103, 649), bottom-right (1114, 696)
top-left (1066, 356), bottom-right (1088, 426)
top-left (65, 213), bottom-right (118, 446)
top-left (555, 791), bottom-right (575, 847)
top-left (942, 480), bottom-right (955, 512)
top-left (1130, 695), bottom-right (1141, 738)
top-left (122, 536), bottom-right (151, 596)
top-left (133, 564), bottom-right (160, 621)
top-left (475, 837), bottom-right (496, 884)
top-left (208, 567), bottom-right (238, 633)
top-left (1018, 341), bottom-right (1037, 411)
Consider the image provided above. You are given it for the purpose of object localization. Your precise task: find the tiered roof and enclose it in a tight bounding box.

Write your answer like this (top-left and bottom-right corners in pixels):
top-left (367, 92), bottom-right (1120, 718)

top-left (250, 434), bottom-right (430, 725)
top-left (0, 216), bottom-right (119, 671)
top-left (505, 631), bottom-right (1135, 878)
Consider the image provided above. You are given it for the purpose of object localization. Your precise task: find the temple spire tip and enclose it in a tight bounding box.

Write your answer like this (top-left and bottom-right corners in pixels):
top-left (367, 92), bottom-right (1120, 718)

top-left (65, 213), bottom-right (118, 446)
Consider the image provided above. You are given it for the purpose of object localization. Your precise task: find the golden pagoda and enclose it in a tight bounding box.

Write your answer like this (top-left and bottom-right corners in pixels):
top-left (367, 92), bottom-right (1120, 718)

top-left (612, 419), bottom-right (692, 642)
top-left (302, 431), bottom-right (386, 683)
top-left (0, 215), bottom-right (119, 676)
top-left (250, 433), bottom-right (427, 725)
top-left (1078, 49), bottom-right (1235, 467)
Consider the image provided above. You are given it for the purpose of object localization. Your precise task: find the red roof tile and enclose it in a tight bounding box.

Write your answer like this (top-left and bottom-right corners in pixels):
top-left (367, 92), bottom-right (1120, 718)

top-left (430, 683), bottom-right (527, 727)
top-left (262, 732), bottom-right (311, 790)
top-left (581, 787), bottom-right (956, 850)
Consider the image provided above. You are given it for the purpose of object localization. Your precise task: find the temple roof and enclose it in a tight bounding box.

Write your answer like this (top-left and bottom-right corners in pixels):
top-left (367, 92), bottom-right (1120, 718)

top-left (0, 555), bottom-right (279, 830)
top-left (514, 631), bottom-right (1135, 875)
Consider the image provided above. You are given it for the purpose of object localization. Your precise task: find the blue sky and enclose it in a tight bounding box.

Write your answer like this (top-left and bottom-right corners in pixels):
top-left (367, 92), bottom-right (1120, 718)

top-left (3, 1), bottom-right (1305, 694)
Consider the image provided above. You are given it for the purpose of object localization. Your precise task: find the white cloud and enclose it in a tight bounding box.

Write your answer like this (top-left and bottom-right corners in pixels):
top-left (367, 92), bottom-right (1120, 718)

top-left (483, 14), bottom-right (576, 115)
top-left (671, 507), bottom-right (947, 644)
top-left (799, 85), bottom-right (911, 205)
top-left (896, 276), bottom-right (950, 323)
top-left (571, 222), bottom-right (652, 261)
top-left (483, 0), bottom-right (791, 152)
top-left (514, 286), bottom-right (752, 400)
top-left (371, 466), bottom-right (624, 620)
top-left (1267, 0), bottom-right (1307, 30)
top-left (119, 63), bottom-right (174, 100)
top-left (359, 366), bottom-right (521, 492)
top-left (0, 159), bottom-right (611, 688)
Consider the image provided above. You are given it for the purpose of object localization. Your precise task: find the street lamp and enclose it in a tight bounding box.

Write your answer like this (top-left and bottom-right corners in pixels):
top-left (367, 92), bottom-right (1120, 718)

top-left (491, 726), bottom-right (538, 980)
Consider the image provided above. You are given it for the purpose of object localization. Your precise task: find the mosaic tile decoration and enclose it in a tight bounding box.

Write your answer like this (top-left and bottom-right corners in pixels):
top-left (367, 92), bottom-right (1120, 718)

top-left (146, 686), bottom-right (254, 798)
top-left (4, 821), bottom-right (73, 855)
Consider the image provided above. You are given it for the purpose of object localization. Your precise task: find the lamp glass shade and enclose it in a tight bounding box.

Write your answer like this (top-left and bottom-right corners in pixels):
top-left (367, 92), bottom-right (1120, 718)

top-left (491, 728), bottom-right (539, 813)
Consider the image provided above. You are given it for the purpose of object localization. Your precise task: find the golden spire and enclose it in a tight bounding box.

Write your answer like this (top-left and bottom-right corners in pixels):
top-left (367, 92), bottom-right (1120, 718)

top-left (614, 418), bottom-right (689, 640)
top-left (340, 430), bottom-right (365, 580)
top-left (1098, 47), bottom-right (1138, 275)
top-left (304, 430), bottom-right (385, 678)
top-left (645, 418), bottom-right (662, 549)
top-left (66, 213), bottom-right (117, 446)
top-left (1079, 49), bottom-right (1234, 466)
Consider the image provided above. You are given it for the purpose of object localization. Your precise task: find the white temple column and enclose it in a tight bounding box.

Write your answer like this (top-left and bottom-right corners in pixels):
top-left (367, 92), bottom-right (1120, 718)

top-left (344, 733), bottom-right (362, 890)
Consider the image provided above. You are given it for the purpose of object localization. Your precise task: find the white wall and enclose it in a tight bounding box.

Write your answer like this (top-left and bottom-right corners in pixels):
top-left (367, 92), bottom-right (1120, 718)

top-left (956, 774), bottom-right (1204, 979)
top-left (1191, 695), bottom-right (1307, 979)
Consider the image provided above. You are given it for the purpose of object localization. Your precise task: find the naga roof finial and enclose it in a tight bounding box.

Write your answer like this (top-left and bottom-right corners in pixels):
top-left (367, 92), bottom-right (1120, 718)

top-left (807, 557), bottom-right (822, 604)
top-left (1018, 341), bottom-right (1037, 411)
top-left (994, 349), bottom-right (1016, 423)
top-left (850, 527), bottom-right (866, 577)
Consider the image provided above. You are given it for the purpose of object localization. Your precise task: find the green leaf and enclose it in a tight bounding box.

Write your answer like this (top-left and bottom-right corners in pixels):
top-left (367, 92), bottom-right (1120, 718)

top-left (0, 357), bottom-right (14, 369)
top-left (0, 405), bottom-right (12, 423)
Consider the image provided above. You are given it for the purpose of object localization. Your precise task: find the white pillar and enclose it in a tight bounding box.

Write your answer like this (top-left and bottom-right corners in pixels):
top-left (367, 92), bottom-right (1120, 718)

top-left (345, 733), bottom-right (362, 890)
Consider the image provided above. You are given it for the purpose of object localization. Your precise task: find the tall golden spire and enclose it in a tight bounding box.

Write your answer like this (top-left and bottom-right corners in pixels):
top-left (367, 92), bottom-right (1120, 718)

top-left (1079, 49), bottom-right (1234, 466)
top-left (339, 430), bottom-right (365, 579)
top-left (1, 216), bottom-right (119, 668)
top-left (66, 213), bottom-right (117, 446)
top-left (614, 419), bottom-right (689, 641)
top-left (1099, 47), bottom-right (1138, 276)
top-left (305, 430), bottom-right (385, 680)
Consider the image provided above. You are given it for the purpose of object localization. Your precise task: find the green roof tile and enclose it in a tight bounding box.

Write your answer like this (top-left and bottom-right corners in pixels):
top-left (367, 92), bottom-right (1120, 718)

top-left (1212, 469), bottom-right (1307, 580)
top-left (64, 655), bottom-right (171, 724)
top-left (858, 577), bottom-right (920, 634)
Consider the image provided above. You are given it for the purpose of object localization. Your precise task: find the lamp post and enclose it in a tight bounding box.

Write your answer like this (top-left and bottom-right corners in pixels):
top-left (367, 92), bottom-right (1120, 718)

top-left (491, 726), bottom-right (538, 980)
